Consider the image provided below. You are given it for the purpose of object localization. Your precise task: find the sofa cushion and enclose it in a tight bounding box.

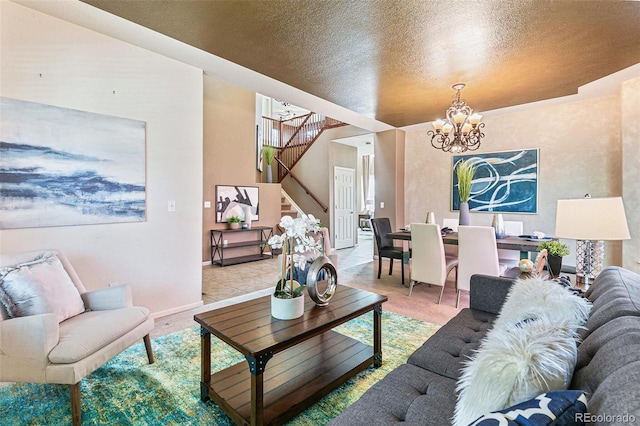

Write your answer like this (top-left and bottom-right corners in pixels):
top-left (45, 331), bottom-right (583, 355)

top-left (453, 318), bottom-right (579, 426)
top-left (328, 363), bottom-right (457, 426)
top-left (0, 252), bottom-right (85, 323)
top-left (407, 308), bottom-right (495, 380)
top-left (571, 316), bottom-right (640, 395)
top-left (579, 267), bottom-right (640, 341)
top-left (469, 390), bottom-right (588, 425)
top-left (48, 306), bottom-right (150, 364)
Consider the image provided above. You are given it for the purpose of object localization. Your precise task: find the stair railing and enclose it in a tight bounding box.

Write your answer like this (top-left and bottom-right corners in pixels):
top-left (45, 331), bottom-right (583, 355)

top-left (274, 157), bottom-right (328, 213)
top-left (261, 112), bottom-right (345, 214)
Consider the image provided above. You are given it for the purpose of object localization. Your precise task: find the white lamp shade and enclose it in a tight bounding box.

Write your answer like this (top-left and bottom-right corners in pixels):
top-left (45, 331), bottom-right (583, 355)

top-left (555, 197), bottom-right (630, 241)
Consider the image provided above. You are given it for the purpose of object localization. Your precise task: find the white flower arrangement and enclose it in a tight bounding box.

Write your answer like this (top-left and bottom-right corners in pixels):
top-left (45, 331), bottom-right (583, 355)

top-left (267, 214), bottom-right (323, 298)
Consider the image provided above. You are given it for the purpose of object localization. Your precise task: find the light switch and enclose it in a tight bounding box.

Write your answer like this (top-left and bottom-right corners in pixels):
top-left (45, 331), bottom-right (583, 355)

top-left (204, 201), bottom-right (211, 208)
top-left (168, 200), bottom-right (176, 212)
top-left (380, 201), bottom-right (385, 208)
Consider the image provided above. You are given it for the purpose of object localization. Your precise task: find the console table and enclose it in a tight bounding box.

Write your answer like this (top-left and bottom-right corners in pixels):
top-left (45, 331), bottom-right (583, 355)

top-left (210, 226), bottom-right (274, 266)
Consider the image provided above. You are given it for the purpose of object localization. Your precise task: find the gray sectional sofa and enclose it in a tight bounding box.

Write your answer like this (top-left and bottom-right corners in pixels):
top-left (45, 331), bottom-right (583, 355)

top-left (330, 267), bottom-right (640, 425)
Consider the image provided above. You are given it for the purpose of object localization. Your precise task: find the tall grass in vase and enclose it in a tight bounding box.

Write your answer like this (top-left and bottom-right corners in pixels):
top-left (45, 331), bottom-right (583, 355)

top-left (456, 159), bottom-right (475, 226)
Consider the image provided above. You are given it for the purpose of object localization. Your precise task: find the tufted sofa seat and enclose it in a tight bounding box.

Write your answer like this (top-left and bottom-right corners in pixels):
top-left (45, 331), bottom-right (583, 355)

top-left (330, 268), bottom-right (640, 425)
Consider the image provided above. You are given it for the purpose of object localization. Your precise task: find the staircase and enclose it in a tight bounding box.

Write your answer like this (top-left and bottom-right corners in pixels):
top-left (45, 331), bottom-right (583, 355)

top-left (261, 112), bottom-right (347, 182)
top-left (280, 196), bottom-right (297, 219)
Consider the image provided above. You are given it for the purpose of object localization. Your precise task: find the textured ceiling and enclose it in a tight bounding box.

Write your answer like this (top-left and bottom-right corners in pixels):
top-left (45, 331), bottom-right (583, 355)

top-left (81, 0), bottom-right (640, 128)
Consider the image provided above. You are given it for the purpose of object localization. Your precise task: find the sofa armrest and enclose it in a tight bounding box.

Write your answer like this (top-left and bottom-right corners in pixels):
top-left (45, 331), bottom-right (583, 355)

top-left (0, 313), bottom-right (59, 381)
top-left (469, 274), bottom-right (515, 314)
top-left (81, 283), bottom-right (133, 311)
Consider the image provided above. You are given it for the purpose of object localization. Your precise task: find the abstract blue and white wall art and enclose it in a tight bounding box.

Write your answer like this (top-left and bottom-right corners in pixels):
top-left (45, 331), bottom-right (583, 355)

top-left (452, 149), bottom-right (538, 214)
top-left (0, 97), bottom-right (146, 229)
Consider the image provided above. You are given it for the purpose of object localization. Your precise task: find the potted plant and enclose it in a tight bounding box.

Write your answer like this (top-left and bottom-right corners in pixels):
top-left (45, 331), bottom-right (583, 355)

top-left (267, 214), bottom-right (322, 320)
top-left (226, 215), bottom-right (242, 230)
top-left (538, 241), bottom-right (570, 278)
top-left (455, 159), bottom-right (475, 226)
top-left (262, 145), bottom-right (277, 183)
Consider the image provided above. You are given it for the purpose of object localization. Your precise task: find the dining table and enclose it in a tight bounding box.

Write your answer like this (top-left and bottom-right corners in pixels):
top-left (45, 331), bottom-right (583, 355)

top-left (387, 230), bottom-right (553, 265)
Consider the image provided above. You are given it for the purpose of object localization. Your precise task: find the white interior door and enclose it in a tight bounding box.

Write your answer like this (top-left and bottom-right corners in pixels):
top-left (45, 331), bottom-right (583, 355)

top-left (334, 166), bottom-right (355, 249)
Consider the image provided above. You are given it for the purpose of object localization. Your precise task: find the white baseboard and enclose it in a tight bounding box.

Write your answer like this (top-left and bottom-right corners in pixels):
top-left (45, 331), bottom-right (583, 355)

top-left (151, 300), bottom-right (203, 319)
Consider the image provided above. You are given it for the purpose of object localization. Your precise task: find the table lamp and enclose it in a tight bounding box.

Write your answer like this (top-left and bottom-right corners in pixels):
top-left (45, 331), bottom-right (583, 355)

top-left (555, 196), bottom-right (630, 289)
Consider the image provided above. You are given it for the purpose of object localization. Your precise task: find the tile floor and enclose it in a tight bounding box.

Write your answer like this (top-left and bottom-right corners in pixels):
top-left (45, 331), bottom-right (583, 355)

top-left (202, 229), bottom-right (377, 305)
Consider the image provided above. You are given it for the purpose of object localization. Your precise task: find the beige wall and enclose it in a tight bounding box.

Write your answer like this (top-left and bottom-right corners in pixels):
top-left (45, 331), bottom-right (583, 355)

top-left (405, 78), bottom-right (639, 272)
top-left (622, 77), bottom-right (640, 273)
top-left (0, 2), bottom-right (204, 316)
top-left (202, 75), bottom-right (282, 262)
top-left (374, 129), bottom-right (405, 232)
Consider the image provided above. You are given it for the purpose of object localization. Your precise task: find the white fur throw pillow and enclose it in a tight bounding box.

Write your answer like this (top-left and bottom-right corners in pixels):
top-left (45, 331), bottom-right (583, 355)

top-left (492, 276), bottom-right (591, 333)
top-left (453, 318), bottom-right (578, 426)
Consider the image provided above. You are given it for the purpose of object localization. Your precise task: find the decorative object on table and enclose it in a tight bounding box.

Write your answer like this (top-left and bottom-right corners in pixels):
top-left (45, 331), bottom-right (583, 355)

top-left (226, 216), bottom-right (241, 230)
top-left (215, 185), bottom-right (259, 222)
top-left (538, 241), bottom-right (570, 278)
top-left (306, 256), bottom-right (337, 307)
top-left (267, 214), bottom-right (328, 318)
top-left (428, 83), bottom-right (485, 153)
top-left (0, 97), bottom-right (146, 229)
top-left (518, 258), bottom-right (534, 274)
top-left (262, 145), bottom-right (277, 183)
top-left (452, 149), bottom-right (538, 214)
top-left (242, 204), bottom-right (252, 229)
top-left (555, 195), bottom-right (630, 289)
top-left (454, 159), bottom-right (475, 226)
top-left (533, 249), bottom-right (548, 276)
top-left (491, 213), bottom-right (505, 239)
top-left (426, 212), bottom-right (436, 224)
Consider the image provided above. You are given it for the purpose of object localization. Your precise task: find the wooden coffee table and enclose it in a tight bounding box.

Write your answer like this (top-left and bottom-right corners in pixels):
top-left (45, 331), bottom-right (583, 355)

top-left (194, 285), bottom-right (388, 426)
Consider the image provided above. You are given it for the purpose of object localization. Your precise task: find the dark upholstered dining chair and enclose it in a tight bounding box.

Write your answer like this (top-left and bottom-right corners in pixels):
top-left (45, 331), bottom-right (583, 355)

top-left (371, 217), bottom-right (405, 284)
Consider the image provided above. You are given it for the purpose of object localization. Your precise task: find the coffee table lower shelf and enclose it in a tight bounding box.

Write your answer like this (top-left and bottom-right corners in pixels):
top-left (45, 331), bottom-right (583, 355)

top-left (202, 330), bottom-right (374, 426)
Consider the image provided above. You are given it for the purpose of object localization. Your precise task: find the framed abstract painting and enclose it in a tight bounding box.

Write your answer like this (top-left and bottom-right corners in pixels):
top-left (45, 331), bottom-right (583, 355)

top-left (451, 149), bottom-right (539, 214)
top-left (216, 185), bottom-right (259, 222)
top-left (0, 97), bottom-right (146, 229)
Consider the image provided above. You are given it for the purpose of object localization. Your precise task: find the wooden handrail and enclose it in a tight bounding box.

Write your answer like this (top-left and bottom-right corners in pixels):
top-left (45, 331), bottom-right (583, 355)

top-left (275, 157), bottom-right (328, 213)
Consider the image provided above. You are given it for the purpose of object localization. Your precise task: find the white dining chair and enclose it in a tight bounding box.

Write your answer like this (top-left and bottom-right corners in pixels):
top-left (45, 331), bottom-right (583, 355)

top-left (456, 226), bottom-right (508, 308)
top-left (498, 220), bottom-right (524, 267)
top-left (408, 223), bottom-right (459, 303)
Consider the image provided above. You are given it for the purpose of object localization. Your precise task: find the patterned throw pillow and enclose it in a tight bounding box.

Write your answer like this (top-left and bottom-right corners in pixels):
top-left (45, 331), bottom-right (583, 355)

top-left (469, 390), bottom-right (588, 425)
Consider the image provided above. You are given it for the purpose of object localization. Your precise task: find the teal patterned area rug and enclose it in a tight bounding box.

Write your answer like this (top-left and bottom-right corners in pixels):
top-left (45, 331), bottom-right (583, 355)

top-left (0, 311), bottom-right (439, 425)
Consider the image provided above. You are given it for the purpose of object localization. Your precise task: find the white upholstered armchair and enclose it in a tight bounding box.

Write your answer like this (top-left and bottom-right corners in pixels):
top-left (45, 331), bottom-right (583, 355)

top-left (0, 250), bottom-right (154, 425)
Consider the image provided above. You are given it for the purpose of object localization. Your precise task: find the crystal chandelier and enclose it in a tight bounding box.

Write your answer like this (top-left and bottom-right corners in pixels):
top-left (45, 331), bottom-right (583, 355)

top-left (428, 83), bottom-right (485, 153)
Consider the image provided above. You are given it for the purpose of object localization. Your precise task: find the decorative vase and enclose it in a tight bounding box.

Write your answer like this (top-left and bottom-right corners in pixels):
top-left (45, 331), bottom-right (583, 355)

top-left (426, 212), bottom-right (436, 224)
top-left (306, 256), bottom-right (338, 307)
top-left (492, 213), bottom-right (505, 239)
top-left (271, 293), bottom-right (305, 320)
top-left (459, 202), bottom-right (470, 226)
top-left (266, 164), bottom-right (273, 183)
top-left (243, 205), bottom-right (252, 229)
top-left (547, 255), bottom-right (563, 278)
